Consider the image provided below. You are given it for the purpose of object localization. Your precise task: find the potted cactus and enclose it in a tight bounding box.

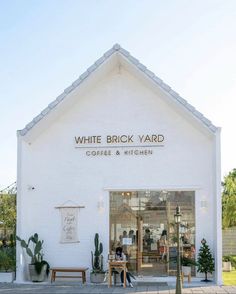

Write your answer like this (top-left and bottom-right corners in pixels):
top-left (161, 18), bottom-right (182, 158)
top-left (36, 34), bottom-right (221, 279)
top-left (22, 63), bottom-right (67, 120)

top-left (90, 233), bottom-right (105, 283)
top-left (16, 233), bottom-right (50, 282)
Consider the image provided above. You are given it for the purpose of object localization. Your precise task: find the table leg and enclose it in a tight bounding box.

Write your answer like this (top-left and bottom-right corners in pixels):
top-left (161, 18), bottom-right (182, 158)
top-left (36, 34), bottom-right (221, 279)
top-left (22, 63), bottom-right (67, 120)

top-left (108, 266), bottom-right (112, 287)
top-left (123, 267), bottom-right (126, 288)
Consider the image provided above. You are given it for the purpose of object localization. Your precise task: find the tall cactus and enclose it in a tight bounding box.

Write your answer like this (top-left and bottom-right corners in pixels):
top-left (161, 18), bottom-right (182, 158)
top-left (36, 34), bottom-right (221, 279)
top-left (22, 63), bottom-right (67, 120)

top-left (91, 233), bottom-right (104, 273)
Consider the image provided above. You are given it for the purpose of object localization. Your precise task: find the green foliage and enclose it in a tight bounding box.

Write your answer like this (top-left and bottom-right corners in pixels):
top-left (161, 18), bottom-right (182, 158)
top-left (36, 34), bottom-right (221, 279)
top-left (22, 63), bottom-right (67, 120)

top-left (222, 168), bottom-right (236, 228)
top-left (16, 233), bottom-right (50, 276)
top-left (0, 194), bottom-right (16, 234)
top-left (181, 256), bottom-right (197, 266)
top-left (197, 239), bottom-right (215, 281)
top-left (0, 247), bottom-right (16, 272)
top-left (91, 233), bottom-right (104, 273)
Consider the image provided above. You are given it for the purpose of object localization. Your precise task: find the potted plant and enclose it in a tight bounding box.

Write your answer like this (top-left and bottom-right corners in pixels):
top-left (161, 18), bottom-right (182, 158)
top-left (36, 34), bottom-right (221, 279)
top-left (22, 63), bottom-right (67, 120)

top-left (16, 233), bottom-right (50, 282)
top-left (90, 233), bottom-right (105, 283)
top-left (222, 256), bottom-right (233, 272)
top-left (0, 246), bottom-right (16, 282)
top-left (181, 256), bottom-right (197, 276)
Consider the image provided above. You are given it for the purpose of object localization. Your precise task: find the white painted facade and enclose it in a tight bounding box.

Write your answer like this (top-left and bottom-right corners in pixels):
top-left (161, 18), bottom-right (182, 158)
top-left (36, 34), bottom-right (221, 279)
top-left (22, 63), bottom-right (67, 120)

top-left (16, 45), bottom-right (222, 284)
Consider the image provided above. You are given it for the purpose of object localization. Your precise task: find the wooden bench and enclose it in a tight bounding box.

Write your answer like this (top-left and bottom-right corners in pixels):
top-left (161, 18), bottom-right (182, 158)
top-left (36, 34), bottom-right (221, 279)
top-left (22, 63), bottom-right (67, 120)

top-left (50, 267), bottom-right (89, 283)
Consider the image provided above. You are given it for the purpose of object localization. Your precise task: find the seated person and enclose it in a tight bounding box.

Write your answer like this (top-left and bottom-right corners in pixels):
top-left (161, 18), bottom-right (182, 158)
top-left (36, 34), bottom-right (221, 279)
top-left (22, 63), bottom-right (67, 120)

top-left (115, 247), bottom-right (133, 288)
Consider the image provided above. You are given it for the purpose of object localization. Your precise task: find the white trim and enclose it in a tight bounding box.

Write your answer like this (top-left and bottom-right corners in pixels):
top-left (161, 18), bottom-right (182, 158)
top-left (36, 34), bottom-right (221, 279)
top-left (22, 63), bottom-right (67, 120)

top-left (103, 186), bottom-right (202, 191)
top-left (215, 127), bottom-right (222, 285)
top-left (16, 135), bottom-right (24, 283)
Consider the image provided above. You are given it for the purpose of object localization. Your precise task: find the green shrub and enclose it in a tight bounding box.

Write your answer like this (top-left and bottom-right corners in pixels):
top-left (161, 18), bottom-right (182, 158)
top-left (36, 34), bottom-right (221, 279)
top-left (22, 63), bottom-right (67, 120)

top-left (0, 247), bottom-right (16, 272)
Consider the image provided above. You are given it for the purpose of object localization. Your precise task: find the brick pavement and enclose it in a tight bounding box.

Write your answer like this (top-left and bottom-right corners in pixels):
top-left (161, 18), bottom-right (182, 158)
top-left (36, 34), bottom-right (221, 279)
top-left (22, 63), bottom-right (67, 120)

top-left (0, 283), bottom-right (235, 294)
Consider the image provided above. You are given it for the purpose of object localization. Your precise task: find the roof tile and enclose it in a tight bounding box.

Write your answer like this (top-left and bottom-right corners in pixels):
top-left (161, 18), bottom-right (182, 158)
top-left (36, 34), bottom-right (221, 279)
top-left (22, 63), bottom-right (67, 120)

top-left (95, 56), bottom-right (106, 66)
top-left (113, 44), bottom-right (121, 50)
top-left (153, 76), bottom-right (163, 85)
top-left (64, 85), bottom-right (74, 94)
top-left (25, 121), bottom-right (35, 130)
top-left (128, 55), bottom-right (139, 65)
top-left (72, 78), bottom-right (82, 87)
top-left (79, 71), bottom-right (89, 80)
top-left (41, 107), bottom-right (50, 116)
top-left (119, 48), bottom-right (130, 57)
top-left (56, 93), bottom-right (67, 102)
top-left (176, 95), bottom-right (187, 105)
top-left (104, 48), bottom-right (115, 58)
top-left (48, 100), bottom-right (59, 109)
top-left (161, 83), bottom-right (171, 92)
top-left (145, 69), bottom-right (155, 78)
top-left (137, 63), bottom-right (147, 71)
top-left (33, 114), bottom-right (43, 123)
top-left (87, 64), bottom-right (97, 73)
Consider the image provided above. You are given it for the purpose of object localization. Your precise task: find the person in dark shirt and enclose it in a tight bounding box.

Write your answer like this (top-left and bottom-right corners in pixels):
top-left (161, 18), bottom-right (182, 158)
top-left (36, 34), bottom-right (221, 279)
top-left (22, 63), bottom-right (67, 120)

top-left (115, 247), bottom-right (133, 288)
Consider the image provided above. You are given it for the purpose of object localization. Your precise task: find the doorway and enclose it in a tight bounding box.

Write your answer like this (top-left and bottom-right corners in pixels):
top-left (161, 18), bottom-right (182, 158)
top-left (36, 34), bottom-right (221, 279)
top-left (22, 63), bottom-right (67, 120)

top-left (109, 190), bottom-right (195, 277)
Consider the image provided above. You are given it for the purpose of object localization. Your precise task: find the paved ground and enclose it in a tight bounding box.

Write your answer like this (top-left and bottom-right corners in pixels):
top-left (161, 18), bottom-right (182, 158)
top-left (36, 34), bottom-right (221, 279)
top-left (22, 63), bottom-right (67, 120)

top-left (0, 283), bottom-right (236, 294)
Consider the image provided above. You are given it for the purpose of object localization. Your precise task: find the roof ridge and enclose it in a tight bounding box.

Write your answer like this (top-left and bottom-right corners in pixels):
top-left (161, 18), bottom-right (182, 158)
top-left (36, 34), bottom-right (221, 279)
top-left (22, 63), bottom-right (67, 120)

top-left (18, 44), bottom-right (217, 136)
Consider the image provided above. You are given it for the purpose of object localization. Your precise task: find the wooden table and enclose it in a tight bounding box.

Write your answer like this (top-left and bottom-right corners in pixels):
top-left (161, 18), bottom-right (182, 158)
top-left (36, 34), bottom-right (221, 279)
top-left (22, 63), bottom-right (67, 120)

top-left (108, 261), bottom-right (127, 288)
top-left (50, 267), bottom-right (88, 283)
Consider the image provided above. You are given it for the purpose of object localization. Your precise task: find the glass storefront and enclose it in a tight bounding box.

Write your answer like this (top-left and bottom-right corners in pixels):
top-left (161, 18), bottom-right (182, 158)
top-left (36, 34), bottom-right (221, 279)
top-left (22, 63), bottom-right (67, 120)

top-left (109, 190), bottom-right (195, 277)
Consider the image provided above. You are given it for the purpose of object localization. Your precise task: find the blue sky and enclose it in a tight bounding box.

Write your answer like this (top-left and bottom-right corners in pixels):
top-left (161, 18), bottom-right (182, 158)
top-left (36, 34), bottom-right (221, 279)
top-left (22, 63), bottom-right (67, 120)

top-left (0, 0), bottom-right (236, 189)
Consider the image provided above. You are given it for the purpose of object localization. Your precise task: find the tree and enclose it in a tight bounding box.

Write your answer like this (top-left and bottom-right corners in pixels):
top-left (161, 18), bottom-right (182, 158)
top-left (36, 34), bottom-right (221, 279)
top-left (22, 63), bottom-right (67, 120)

top-left (197, 239), bottom-right (215, 282)
top-left (0, 194), bottom-right (16, 237)
top-left (222, 168), bottom-right (236, 228)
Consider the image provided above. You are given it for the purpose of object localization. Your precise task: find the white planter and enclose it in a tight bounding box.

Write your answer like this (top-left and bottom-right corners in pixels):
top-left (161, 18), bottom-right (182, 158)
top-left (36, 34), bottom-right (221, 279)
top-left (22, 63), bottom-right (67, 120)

top-left (0, 271), bottom-right (15, 283)
top-left (90, 272), bottom-right (105, 283)
top-left (29, 264), bottom-right (47, 282)
top-left (182, 266), bottom-right (191, 276)
top-left (223, 261), bottom-right (232, 272)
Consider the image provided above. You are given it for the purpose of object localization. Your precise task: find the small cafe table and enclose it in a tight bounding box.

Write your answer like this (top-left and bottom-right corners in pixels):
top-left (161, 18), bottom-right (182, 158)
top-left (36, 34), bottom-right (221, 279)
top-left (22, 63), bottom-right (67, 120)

top-left (108, 260), bottom-right (127, 288)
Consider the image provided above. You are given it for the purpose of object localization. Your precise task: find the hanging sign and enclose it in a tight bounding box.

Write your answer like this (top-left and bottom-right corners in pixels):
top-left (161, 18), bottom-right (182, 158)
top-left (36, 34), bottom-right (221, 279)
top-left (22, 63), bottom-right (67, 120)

top-left (60, 207), bottom-right (78, 243)
top-left (55, 202), bottom-right (85, 243)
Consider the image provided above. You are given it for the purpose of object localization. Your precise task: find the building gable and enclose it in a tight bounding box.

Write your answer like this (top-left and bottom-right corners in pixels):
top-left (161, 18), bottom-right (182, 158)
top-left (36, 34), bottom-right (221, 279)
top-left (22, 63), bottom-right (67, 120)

top-left (17, 44), bottom-right (218, 141)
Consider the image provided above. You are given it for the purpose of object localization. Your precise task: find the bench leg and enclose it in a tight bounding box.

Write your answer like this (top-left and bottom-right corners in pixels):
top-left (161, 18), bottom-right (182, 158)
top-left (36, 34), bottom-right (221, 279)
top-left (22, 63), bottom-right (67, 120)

top-left (82, 271), bottom-right (86, 283)
top-left (51, 270), bottom-right (56, 283)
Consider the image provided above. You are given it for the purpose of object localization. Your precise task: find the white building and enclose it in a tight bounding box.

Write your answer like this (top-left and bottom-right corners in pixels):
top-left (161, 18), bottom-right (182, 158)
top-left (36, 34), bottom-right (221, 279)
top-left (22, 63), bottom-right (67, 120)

top-left (17, 44), bottom-right (222, 284)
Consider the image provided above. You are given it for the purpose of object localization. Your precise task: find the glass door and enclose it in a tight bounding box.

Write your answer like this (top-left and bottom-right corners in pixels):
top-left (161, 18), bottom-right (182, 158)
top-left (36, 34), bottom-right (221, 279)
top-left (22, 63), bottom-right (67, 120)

top-left (138, 190), bottom-right (168, 276)
top-left (109, 190), bottom-right (195, 277)
top-left (109, 191), bottom-right (139, 273)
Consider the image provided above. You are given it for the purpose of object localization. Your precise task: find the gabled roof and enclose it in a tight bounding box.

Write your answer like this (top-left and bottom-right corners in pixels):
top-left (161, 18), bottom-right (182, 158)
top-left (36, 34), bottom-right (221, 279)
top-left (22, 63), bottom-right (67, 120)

top-left (18, 44), bottom-right (217, 137)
